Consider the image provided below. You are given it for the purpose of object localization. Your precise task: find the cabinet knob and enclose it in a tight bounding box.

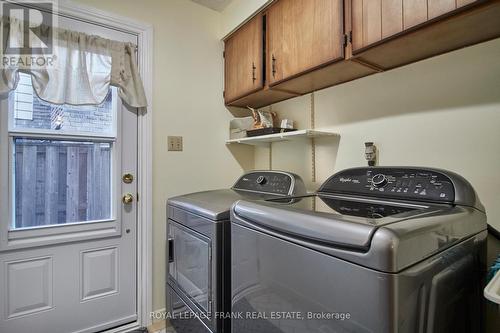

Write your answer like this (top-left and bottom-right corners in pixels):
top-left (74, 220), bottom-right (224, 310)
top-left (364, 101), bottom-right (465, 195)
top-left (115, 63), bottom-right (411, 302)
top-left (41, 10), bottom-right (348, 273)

top-left (252, 62), bottom-right (257, 82)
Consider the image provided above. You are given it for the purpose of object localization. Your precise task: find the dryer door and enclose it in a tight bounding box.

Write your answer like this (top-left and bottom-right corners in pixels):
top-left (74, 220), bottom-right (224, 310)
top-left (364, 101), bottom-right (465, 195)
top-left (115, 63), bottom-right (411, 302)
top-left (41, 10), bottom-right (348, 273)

top-left (168, 220), bottom-right (212, 314)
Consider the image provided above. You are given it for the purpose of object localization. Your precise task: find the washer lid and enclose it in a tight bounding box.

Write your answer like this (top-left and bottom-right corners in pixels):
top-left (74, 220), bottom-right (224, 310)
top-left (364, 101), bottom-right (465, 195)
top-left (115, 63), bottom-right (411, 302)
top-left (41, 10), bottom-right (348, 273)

top-left (232, 195), bottom-right (431, 251)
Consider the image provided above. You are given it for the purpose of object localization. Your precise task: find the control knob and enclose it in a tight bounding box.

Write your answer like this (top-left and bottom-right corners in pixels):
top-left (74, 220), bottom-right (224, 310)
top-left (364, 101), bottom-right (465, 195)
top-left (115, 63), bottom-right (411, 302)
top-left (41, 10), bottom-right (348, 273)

top-left (256, 176), bottom-right (267, 185)
top-left (372, 174), bottom-right (388, 188)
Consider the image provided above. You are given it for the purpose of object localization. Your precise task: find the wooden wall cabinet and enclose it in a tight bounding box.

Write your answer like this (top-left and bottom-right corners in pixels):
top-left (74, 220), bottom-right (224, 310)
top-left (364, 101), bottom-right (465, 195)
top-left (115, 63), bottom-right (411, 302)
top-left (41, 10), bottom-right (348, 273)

top-left (224, 0), bottom-right (500, 109)
top-left (224, 15), bottom-right (264, 103)
top-left (265, 0), bottom-right (376, 95)
top-left (267, 0), bottom-right (345, 85)
top-left (224, 14), bottom-right (298, 108)
top-left (224, 0), bottom-right (375, 108)
top-left (351, 0), bottom-right (500, 69)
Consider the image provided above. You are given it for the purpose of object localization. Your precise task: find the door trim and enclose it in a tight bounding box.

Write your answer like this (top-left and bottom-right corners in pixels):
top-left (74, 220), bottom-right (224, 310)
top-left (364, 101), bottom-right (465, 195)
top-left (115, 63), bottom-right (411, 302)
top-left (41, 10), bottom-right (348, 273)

top-left (50, 1), bottom-right (154, 330)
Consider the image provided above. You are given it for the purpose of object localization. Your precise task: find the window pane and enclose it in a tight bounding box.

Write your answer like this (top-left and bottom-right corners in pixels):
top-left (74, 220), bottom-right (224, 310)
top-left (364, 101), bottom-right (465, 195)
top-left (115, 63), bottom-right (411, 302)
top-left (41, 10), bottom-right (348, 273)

top-left (11, 73), bottom-right (116, 136)
top-left (13, 138), bottom-right (112, 229)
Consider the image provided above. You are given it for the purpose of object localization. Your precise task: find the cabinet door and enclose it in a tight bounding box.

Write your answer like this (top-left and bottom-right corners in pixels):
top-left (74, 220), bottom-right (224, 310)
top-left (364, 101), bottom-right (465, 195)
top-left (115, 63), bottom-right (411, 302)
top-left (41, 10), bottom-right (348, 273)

top-left (351, 0), bottom-right (479, 52)
top-left (268, 0), bottom-right (344, 85)
top-left (224, 15), bottom-right (264, 103)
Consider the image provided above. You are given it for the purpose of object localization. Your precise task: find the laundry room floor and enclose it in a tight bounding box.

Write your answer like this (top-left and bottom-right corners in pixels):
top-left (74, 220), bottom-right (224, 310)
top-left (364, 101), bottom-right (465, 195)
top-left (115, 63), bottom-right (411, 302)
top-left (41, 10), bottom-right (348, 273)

top-left (151, 329), bottom-right (175, 333)
top-left (146, 320), bottom-right (175, 333)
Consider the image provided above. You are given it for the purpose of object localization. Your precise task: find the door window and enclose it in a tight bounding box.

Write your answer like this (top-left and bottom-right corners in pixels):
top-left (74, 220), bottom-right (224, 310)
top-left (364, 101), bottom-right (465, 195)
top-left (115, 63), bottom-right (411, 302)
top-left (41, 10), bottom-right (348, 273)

top-left (8, 73), bottom-right (117, 230)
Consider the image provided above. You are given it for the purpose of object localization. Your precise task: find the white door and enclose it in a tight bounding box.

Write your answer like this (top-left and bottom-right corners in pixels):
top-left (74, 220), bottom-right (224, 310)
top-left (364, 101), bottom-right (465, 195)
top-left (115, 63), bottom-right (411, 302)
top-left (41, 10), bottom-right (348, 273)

top-left (0, 13), bottom-right (139, 333)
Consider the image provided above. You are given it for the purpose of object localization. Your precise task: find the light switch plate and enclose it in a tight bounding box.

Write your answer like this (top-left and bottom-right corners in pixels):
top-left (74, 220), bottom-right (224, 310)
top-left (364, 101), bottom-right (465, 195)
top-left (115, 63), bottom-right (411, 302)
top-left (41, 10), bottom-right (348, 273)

top-left (167, 136), bottom-right (183, 151)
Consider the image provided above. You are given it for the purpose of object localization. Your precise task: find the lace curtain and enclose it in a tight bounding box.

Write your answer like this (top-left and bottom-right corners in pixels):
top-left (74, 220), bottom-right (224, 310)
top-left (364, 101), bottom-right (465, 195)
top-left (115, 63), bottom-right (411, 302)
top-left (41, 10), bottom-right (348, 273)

top-left (0, 17), bottom-right (147, 107)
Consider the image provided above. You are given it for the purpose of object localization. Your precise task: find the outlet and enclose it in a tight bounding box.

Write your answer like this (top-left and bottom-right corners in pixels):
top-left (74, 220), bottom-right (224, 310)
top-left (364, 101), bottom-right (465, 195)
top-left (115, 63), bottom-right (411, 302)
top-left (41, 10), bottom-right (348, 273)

top-left (167, 136), bottom-right (183, 151)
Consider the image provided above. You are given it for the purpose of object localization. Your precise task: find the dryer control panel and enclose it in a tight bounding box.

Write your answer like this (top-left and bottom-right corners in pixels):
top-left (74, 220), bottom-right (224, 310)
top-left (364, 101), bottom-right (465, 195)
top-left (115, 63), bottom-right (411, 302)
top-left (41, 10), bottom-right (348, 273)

top-left (233, 171), bottom-right (306, 196)
top-left (320, 168), bottom-right (456, 203)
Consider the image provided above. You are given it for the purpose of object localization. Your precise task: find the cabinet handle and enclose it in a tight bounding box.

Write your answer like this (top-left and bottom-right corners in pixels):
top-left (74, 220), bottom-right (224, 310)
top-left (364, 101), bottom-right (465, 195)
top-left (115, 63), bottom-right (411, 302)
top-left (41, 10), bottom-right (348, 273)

top-left (168, 237), bottom-right (174, 263)
top-left (252, 62), bottom-right (257, 82)
top-left (272, 54), bottom-right (277, 77)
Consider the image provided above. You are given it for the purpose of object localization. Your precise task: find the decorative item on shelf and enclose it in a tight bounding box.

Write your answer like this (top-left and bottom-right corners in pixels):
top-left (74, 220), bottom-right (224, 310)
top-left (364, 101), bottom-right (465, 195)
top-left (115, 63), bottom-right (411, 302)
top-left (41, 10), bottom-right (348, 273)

top-left (246, 106), bottom-right (296, 137)
top-left (248, 107), bottom-right (276, 129)
top-left (280, 119), bottom-right (294, 129)
top-left (229, 116), bottom-right (254, 140)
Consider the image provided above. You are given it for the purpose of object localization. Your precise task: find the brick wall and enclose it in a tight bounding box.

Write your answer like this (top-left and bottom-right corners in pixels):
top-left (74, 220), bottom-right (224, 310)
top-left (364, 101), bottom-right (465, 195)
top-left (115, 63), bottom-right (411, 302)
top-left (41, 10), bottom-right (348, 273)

top-left (15, 91), bottom-right (113, 133)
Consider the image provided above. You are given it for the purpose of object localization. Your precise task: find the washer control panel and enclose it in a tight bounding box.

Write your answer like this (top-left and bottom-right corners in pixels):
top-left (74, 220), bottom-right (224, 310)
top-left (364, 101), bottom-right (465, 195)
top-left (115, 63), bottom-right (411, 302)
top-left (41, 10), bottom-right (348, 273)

top-left (320, 168), bottom-right (455, 203)
top-left (233, 171), bottom-right (306, 196)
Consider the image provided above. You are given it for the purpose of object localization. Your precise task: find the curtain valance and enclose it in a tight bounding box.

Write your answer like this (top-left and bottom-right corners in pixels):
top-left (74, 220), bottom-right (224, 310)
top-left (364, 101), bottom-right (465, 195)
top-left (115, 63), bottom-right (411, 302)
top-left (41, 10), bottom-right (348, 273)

top-left (0, 17), bottom-right (147, 107)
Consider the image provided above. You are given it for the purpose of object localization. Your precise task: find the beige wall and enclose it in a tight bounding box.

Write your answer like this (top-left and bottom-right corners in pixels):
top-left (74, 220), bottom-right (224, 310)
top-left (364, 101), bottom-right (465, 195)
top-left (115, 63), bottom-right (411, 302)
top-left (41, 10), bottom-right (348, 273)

top-left (74, 0), bottom-right (246, 311)
top-left (220, 0), bottom-right (270, 37)
top-left (255, 38), bottom-right (500, 231)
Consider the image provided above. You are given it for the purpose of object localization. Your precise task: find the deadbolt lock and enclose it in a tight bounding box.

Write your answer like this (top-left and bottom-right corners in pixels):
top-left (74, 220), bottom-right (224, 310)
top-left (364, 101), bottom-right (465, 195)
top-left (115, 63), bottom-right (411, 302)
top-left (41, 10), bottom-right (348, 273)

top-left (122, 193), bottom-right (134, 204)
top-left (122, 173), bottom-right (134, 184)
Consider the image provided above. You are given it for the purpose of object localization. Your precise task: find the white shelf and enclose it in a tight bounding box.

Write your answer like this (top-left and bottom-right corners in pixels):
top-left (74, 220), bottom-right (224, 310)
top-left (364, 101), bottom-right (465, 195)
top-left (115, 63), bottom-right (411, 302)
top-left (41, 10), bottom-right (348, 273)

top-left (226, 129), bottom-right (338, 146)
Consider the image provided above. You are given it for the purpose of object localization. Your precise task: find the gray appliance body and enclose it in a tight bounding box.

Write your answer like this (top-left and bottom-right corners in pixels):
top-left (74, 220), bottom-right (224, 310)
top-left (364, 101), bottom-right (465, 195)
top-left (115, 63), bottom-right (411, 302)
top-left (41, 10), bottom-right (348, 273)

top-left (166, 171), bottom-right (306, 333)
top-left (231, 167), bottom-right (487, 333)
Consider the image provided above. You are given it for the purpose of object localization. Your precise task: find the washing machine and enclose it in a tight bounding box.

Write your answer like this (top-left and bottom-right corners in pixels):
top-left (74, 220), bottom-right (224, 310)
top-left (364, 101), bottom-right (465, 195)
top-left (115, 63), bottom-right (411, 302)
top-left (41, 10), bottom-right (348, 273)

top-left (166, 170), bottom-right (306, 333)
top-left (231, 167), bottom-right (487, 333)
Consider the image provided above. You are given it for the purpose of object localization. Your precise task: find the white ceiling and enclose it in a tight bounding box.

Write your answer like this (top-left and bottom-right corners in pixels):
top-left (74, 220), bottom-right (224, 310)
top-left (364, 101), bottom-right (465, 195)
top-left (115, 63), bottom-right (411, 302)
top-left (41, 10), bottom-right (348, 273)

top-left (190, 0), bottom-right (234, 12)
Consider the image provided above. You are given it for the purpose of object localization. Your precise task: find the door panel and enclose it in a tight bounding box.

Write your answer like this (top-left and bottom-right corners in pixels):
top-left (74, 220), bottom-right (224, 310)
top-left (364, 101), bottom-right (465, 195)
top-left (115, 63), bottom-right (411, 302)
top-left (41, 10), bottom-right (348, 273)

top-left (0, 238), bottom-right (137, 333)
top-left (81, 246), bottom-right (119, 301)
top-left (0, 11), bottom-right (139, 333)
top-left (224, 15), bottom-right (264, 103)
top-left (268, 0), bottom-right (344, 85)
top-left (5, 256), bottom-right (53, 319)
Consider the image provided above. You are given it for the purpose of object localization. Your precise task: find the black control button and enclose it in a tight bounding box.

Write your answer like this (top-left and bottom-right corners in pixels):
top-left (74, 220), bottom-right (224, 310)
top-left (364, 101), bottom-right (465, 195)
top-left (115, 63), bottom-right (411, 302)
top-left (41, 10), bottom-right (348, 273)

top-left (372, 174), bottom-right (388, 188)
top-left (256, 176), bottom-right (267, 185)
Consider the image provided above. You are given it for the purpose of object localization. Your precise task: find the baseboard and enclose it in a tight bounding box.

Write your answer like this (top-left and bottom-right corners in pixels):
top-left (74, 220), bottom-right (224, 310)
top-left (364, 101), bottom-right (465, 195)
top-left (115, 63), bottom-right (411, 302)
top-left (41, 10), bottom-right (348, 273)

top-left (148, 308), bottom-right (167, 332)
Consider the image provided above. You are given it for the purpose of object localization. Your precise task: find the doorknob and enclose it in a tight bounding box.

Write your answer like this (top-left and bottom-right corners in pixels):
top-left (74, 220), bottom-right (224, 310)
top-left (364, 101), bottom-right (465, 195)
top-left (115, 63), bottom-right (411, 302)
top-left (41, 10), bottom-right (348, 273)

top-left (122, 193), bottom-right (134, 204)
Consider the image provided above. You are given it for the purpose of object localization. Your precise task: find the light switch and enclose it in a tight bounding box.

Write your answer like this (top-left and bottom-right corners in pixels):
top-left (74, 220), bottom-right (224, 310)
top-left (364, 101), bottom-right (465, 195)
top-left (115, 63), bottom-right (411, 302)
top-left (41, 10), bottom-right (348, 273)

top-left (167, 136), bottom-right (183, 151)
